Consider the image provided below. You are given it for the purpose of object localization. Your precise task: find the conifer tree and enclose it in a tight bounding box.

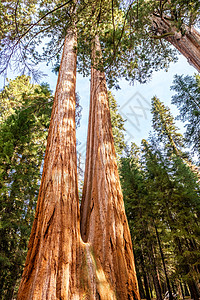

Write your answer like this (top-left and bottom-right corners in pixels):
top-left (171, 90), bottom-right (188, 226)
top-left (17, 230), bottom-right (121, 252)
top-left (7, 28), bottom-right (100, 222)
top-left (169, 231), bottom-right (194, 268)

top-left (80, 35), bottom-right (140, 299)
top-left (120, 116), bottom-right (200, 300)
top-left (149, 99), bottom-right (200, 299)
top-left (151, 96), bottom-right (184, 156)
top-left (108, 91), bottom-right (126, 158)
top-left (0, 76), bottom-right (53, 299)
top-left (171, 74), bottom-right (200, 160)
top-left (142, 139), bottom-right (200, 300)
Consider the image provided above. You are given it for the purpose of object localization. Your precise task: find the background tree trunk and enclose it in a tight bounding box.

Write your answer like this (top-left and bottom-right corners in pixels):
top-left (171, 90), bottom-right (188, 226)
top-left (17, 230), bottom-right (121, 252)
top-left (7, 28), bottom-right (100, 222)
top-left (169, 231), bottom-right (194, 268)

top-left (17, 30), bottom-right (84, 300)
top-left (80, 35), bottom-right (140, 300)
top-left (154, 225), bottom-right (173, 300)
top-left (152, 15), bottom-right (200, 72)
top-left (148, 244), bottom-right (162, 300)
top-left (140, 251), bottom-right (151, 300)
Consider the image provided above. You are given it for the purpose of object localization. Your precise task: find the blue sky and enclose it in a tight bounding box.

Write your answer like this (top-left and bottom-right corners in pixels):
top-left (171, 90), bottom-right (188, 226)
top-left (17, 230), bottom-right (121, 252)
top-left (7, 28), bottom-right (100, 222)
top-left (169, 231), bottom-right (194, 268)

top-left (0, 53), bottom-right (196, 161)
top-left (74, 54), bottom-right (195, 159)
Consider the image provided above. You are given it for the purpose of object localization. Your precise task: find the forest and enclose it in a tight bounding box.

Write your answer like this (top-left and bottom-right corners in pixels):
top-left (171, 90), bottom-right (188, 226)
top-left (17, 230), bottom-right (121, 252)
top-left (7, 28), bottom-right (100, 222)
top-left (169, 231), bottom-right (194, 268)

top-left (0, 1), bottom-right (200, 300)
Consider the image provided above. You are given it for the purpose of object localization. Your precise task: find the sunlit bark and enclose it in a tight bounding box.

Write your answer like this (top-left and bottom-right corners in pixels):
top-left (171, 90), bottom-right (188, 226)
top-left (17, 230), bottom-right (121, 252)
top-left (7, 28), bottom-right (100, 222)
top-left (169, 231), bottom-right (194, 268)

top-left (152, 15), bottom-right (200, 72)
top-left (17, 29), bottom-right (83, 300)
top-left (80, 35), bottom-right (141, 300)
top-left (17, 30), bottom-right (140, 300)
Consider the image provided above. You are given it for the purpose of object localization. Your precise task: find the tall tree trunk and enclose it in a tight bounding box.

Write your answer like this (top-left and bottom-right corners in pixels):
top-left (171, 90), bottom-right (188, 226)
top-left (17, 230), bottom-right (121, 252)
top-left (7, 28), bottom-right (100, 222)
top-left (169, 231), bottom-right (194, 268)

top-left (148, 244), bottom-right (162, 300)
top-left (133, 244), bottom-right (146, 299)
top-left (137, 273), bottom-right (146, 299)
top-left (148, 275), bottom-right (153, 299)
top-left (17, 29), bottom-right (84, 300)
top-left (17, 30), bottom-right (140, 300)
top-left (154, 225), bottom-right (173, 300)
top-left (140, 250), bottom-right (151, 300)
top-left (152, 15), bottom-right (200, 72)
top-left (179, 279), bottom-right (185, 299)
top-left (184, 282), bottom-right (190, 297)
top-left (80, 35), bottom-right (140, 300)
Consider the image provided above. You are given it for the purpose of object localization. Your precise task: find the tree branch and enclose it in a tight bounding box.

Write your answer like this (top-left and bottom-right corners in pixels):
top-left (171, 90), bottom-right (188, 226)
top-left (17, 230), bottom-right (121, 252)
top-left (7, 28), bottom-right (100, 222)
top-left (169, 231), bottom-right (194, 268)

top-left (111, 0), bottom-right (116, 56)
top-left (151, 32), bottom-right (175, 39)
top-left (0, 0), bottom-right (73, 75)
top-left (116, 2), bottom-right (134, 52)
top-left (15, 0), bottom-right (20, 34)
top-left (17, 0), bottom-right (73, 44)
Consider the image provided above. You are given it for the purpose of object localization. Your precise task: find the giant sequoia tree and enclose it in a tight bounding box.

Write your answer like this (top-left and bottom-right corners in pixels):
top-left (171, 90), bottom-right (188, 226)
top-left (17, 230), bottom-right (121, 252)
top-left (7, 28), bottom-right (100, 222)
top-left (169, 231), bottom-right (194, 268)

top-left (0, 0), bottom-right (200, 299)
top-left (17, 29), bottom-right (84, 299)
top-left (80, 35), bottom-right (140, 299)
top-left (17, 26), bottom-right (140, 300)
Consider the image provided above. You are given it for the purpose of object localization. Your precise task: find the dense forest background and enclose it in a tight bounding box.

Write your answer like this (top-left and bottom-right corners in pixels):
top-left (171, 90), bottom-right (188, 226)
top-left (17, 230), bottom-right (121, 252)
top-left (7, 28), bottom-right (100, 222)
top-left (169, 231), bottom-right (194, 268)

top-left (0, 73), bottom-right (199, 299)
top-left (0, 0), bottom-right (200, 299)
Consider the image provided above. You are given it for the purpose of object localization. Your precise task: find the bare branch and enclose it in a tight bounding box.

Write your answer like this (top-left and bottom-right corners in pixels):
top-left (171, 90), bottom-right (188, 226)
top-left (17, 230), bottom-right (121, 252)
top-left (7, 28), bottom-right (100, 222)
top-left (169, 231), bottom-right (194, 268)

top-left (111, 0), bottom-right (116, 56)
top-left (116, 2), bottom-right (134, 52)
top-left (0, 0), bottom-right (73, 75)
top-left (15, 0), bottom-right (20, 34)
top-left (18, 0), bottom-right (73, 42)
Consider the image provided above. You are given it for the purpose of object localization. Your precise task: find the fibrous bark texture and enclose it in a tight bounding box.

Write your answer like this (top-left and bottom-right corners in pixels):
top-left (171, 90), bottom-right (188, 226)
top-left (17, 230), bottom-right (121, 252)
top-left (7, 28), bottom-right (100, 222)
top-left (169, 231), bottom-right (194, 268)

top-left (17, 30), bottom-right (83, 300)
top-left (152, 15), bottom-right (200, 72)
top-left (80, 36), bottom-right (140, 300)
top-left (17, 31), bottom-right (140, 300)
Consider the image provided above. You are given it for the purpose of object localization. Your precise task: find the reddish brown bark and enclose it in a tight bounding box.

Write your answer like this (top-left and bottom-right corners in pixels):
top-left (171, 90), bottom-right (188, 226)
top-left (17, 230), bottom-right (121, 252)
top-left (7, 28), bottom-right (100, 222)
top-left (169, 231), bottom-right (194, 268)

top-left (152, 15), bottom-right (200, 72)
top-left (17, 30), bottom-right (140, 300)
top-left (80, 36), bottom-right (141, 300)
top-left (17, 30), bottom-right (84, 300)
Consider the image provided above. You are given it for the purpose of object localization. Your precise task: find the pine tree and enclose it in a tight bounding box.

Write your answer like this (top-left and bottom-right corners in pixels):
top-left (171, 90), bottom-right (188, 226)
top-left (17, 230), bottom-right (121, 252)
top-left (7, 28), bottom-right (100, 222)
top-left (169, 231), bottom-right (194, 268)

top-left (120, 128), bottom-right (200, 300)
top-left (119, 142), bottom-right (164, 300)
top-left (151, 96), bottom-right (184, 156)
top-left (171, 74), bottom-right (200, 160)
top-left (150, 99), bottom-right (200, 299)
top-left (0, 76), bottom-right (53, 299)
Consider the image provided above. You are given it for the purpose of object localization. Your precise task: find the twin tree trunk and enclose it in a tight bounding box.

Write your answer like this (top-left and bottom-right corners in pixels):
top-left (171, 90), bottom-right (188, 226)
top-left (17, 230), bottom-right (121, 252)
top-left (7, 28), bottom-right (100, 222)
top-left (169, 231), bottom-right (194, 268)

top-left (152, 15), bottom-right (200, 72)
top-left (17, 31), bottom-right (140, 299)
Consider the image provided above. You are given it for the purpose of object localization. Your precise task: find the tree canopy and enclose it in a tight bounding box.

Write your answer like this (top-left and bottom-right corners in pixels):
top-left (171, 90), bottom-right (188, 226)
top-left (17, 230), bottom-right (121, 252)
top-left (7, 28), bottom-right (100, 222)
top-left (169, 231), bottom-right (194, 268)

top-left (0, 1), bottom-right (200, 299)
top-left (3, 0), bottom-right (200, 86)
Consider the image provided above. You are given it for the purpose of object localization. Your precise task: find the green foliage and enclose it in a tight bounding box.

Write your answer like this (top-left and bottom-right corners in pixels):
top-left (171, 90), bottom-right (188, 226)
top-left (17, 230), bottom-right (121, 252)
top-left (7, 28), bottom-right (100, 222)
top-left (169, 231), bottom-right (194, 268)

top-left (161, 0), bottom-right (200, 27)
top-left (0, 75), bottom-right (35, 121)
top-left (0, 76), bottom-right (53, 299)
top-left (0, 0), bottom-right (181, 85)
top-left (171, 74), bottom-right (200, 160)
top-left (0, 0), bottom-right (199, 85)
top-left (108, 91), bottom-right (126, 157)
top-left (151, 96), bottom-right (184, 156)
top-left (120, 98), bottom-right (200, 298)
